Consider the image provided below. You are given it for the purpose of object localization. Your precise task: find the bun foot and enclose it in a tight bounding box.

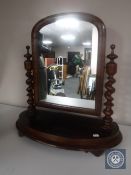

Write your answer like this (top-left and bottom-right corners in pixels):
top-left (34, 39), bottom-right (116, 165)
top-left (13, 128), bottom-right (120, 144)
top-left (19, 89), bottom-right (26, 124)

top-left (16, 120), bottom-right (24, 137)
top-left (91, 150), bottom-right (105, 156)
top-left (18, 130), bottom-right (24, 137)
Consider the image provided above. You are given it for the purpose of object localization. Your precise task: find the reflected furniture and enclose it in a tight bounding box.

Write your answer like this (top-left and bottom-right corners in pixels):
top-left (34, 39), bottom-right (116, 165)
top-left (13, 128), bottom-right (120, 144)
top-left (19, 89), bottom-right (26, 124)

top-left (63, 64), bottom-right (68, 80)
top-left (78, 66), bottom-right (90, 98)
top-left (16, 12), bottom-right (122, 156)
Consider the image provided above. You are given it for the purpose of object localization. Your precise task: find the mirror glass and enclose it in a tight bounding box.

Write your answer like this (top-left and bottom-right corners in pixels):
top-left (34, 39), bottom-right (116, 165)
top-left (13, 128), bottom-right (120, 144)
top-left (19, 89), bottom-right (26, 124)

top-left (37, 16), bottom-right (98, 109)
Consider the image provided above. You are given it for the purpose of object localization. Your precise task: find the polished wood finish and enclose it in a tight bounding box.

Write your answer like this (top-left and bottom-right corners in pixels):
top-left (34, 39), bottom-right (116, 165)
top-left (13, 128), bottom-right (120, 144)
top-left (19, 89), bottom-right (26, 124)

top-left (16, 109), bottom-right (122, 156)
top-left (31, 12), bottom-right (106, 116)
top-left (24, 46), bottom-right (35, 114)
top-left (103, 45), bottom-right (118, 129)
top-left (16, 13), bottom-right (122, 156)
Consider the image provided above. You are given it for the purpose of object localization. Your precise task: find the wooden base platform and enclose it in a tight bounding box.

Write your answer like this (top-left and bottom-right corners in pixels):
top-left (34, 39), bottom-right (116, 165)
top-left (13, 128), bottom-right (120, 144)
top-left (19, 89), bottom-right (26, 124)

top-left (16, 109), bottom-right (122, 156)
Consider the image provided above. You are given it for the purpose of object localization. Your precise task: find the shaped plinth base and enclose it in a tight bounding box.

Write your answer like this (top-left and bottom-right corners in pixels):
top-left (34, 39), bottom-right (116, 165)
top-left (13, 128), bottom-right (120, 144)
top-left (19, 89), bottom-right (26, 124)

top-left (16, 110), bottom-right (122, 156)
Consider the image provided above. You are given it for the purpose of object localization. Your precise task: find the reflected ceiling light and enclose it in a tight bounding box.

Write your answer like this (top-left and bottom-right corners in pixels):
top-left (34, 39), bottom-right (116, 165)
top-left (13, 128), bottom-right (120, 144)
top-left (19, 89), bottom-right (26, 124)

top-left (82, 42), bottom-right (91, 46)
top-left (42, 40), bottom-right (53, 44)
top-left (61, 34), bottom-right (75, 41)
top-left (55, 18), bottom-right (79, 29)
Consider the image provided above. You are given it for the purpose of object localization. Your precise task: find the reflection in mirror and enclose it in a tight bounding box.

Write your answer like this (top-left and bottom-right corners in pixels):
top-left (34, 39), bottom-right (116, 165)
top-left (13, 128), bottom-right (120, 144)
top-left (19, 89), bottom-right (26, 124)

top-left (38, 16), bottom-right (98, 109)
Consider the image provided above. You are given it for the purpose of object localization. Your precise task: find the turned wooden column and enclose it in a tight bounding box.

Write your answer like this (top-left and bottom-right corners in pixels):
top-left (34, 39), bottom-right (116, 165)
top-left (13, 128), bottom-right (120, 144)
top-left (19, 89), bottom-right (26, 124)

top-left (24, 46), bottom-right (35, 114)
top-left (103, 44), bottom-right (118, 129)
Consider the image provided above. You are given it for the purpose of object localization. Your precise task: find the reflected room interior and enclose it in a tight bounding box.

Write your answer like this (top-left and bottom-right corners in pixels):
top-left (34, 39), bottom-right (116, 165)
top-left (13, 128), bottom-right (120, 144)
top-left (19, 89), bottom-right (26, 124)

top-left (38, 17), bottom-right (98, 109)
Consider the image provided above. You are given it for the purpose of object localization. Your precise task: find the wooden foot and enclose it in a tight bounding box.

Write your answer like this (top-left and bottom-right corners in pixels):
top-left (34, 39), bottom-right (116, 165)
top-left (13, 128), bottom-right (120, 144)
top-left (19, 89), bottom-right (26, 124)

top-left (18, 130), bottom-right (24, 137)
top-left (91, 150), bottom-right (105, 156)
top-left (16, 120), bottom-right (24, 137)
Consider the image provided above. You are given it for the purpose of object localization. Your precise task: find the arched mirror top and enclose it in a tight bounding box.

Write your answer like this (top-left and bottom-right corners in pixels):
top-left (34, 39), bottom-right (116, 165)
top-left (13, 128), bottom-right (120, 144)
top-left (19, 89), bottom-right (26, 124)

top-left (32, 12), bottom-right (106, 35)
top-left (31, 12), bottom-right (106, 116)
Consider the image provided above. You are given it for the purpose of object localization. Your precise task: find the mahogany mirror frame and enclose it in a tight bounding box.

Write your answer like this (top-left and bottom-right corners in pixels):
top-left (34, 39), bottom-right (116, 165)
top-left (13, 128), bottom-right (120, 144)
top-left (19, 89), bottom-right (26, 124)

top-left (16, 12), bottom-right (122, 157)
top-left (31, 12), bottom-right (106, 116)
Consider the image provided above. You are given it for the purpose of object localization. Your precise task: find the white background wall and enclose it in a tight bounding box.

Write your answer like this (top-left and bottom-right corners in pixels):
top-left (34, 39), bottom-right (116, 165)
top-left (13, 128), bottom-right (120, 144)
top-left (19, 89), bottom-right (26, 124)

top-left (0, 0), bottom-right (131, 125)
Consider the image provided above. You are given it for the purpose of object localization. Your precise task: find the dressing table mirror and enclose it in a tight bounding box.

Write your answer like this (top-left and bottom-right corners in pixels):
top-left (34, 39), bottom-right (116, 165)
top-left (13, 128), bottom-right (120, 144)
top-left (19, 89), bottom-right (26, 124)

top-left (16, 12), bottom-right (122, 156)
